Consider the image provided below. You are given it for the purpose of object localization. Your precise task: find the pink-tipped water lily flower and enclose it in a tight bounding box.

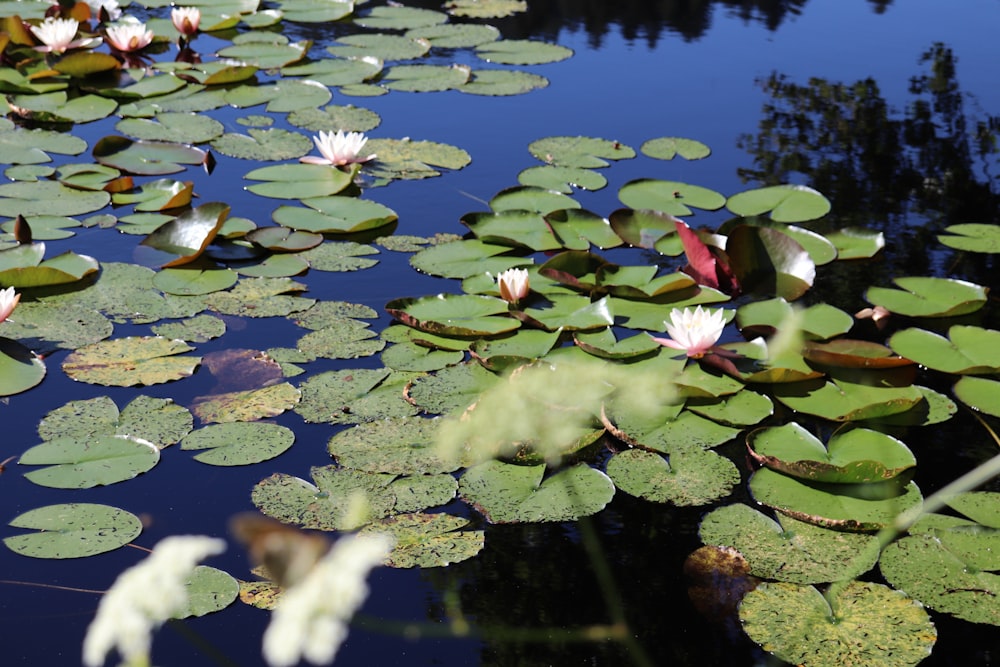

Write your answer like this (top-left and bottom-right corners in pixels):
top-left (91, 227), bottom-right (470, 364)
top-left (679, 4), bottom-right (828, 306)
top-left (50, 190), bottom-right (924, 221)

top-left (171, 7), bottom-right (200, 36)
top-left (104, 18), bottom-right (154, 52)
top-left (0, 287), bottom-right (20, 323)
top-left (300, 130), bottom-right (375, 167)
top-left (497, 268), bottom-right (530, 305)
top-left (31, 17), bottom-right (101, 54)
top-left (651, 305), bottom-right (727, 358)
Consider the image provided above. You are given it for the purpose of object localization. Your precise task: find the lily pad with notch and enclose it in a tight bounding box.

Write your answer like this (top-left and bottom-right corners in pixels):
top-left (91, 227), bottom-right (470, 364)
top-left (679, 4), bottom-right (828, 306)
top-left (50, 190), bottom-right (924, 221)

top-left (4, 503), bottom-right (143, 559)
top-left (866, 276), bottom-right (987, 318)
top-left (19, 434), bottom-right (160, 489)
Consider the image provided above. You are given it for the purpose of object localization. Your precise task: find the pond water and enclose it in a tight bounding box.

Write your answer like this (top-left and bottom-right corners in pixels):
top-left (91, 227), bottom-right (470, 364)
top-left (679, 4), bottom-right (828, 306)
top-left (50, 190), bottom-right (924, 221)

top-left (1, 0), bottom-right (998, 666)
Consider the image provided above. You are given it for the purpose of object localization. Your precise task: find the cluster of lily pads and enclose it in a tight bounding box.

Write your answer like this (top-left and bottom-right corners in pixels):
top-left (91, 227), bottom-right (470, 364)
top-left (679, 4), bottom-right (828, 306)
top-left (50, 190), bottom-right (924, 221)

top-left (0, 0), bottom-right (997, 665)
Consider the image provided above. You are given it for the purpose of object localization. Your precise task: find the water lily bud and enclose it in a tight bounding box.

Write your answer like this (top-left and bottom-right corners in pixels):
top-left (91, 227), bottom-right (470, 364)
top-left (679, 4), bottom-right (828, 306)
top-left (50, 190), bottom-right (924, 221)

top-left (497, 268), bottom-right (530, 304)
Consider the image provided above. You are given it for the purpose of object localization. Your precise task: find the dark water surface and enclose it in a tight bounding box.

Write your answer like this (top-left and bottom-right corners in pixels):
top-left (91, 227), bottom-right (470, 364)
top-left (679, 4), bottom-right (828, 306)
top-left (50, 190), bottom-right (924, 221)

top-left (2, 1), bottom-right (998, 665)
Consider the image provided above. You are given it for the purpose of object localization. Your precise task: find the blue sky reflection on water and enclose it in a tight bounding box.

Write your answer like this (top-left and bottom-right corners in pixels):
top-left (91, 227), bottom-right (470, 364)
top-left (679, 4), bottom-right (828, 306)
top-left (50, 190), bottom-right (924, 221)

top-left (1, 1), bottom-right (999, 665)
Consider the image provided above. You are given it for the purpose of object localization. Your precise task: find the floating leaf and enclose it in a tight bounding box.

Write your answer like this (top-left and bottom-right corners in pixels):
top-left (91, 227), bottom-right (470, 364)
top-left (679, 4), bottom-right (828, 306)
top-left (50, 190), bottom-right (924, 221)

top-left (739, 581), bottom-right (936, 667)
top-left (460, 68), bottom-right (548, 96)
top-left (272, 197), bottom-right (398, 234)
top-left (0, 337), bottom-right (46, 396)
top-left (953, 375), bottom-right (1000, 417)
top-left (4, 503), bottom-right (142, 559)
top-left (771, 377), bottom-right (924, 422)
top-left (93, 135), bottom-right (208, 176)
top-left (19, 435), bottom-right (160, 489)
top-left (244, 163), bottom-right (356, 200)
top-left (211, 128), bottom-right (312, 161)
top-left (0, 181), bottom-right (109, 217)
top-left (191, 382), bottom-right (301, 424)
top-left (386, 294), bottom-right (519, 337)
top-left (327, 416), bottom-right (460, 475)
top-left (640, 137), bottom-right (711, 160)
top-left (528, 136), bottom-right (635, 168)
top-left (295, 368), bottom-right (419, 425)
top-left (140, 202), bottom-right (230, 268)
top-left (888, 325), bottom-right (1000, 374)
top-left (748, 467), bottom-right (923, 532)
top-left (938, 223), bottom-right (1000, 254)
top-left (459, 461), bottom-right (615, 523)
top-left (326, 34), bottom-right (430, 60)
top-left (475, 39), bottom-right (573, 65)
top-left (747, 423), bottom-right (916, 483)
top-left (726, 185), bottom-right (831, 222)
top-left (116, 112), bottom-right (225, 143)
top-left (176, 566), bottom-right (239, 618)
top-left (382, 64), bottom-right (471, 92)
top-left (866, 276), bottom-right (987, 318)
top-left (699, 504), bottom-right (880, 584)
top-left (62, 336), bottom-right (201, 386)
top-left (618, 179), bottom-right (726, 216)
top-left (606, 448), bottom-right (739, 506)
top-left (825, 227), bottom-right (885, 259)
top-left (181, 422), bottom-right (294, 466)
top-left (362, 513), bottom-right (484, 568)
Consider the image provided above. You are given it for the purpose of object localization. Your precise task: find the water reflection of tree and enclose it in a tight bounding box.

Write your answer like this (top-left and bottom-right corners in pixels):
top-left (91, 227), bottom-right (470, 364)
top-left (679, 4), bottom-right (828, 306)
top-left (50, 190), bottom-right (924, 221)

top-left (737, 43), bottom-right (998, 310)
top-left (738, 43), bottom-right (998, 228)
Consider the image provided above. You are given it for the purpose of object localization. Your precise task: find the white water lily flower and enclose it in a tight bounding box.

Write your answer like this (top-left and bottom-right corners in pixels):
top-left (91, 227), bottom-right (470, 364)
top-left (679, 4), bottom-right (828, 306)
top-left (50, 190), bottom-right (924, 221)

top-left (31, 17), bottom-right (100, 54)
top-left (0, 286), bottom-right (20, 322)
top-left (262, 533), bottom-right (393, 667)
top-left (300, 130), bottom-right (375, 167)
top-left (104, 18), bottom-right (154, 52)
top-left (86, 0), bottom-right (122, 21)
top-left (497, 268), bottom-right (530, 304)
top-left (651, 305), bottom-right (727, 358)
top-left (82, 535), bottom-right (226, 667)
top-left (171, 6), bottom-right (201, 36)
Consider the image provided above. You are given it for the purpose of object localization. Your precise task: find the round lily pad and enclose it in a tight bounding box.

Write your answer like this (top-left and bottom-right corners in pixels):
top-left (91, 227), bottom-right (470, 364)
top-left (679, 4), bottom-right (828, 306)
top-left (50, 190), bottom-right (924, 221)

top-left (4, 503), bottom-right (142, 559)
top-left (181, 422), bottom-right (295, 466)
top-left (327, 416), bottom-right (459, 475)
top-left (0, 337), bottom-right (46, 396)
top-left (361, 513), bottom-right (484, 568)
top-left (475, 39), bottom-right (573, 65)
top-left (62, 336), bottom-right (201, 386)
top-left (866, 276), bottom-right (988, 318)
top-left (175, 566), bottom-right (240, 618)
top-left (739, 581), bottom-right (936, 667)
top-left (19, 435), bottom-right (160, 489)
top-left (606, 448), bottom-right (739, 507)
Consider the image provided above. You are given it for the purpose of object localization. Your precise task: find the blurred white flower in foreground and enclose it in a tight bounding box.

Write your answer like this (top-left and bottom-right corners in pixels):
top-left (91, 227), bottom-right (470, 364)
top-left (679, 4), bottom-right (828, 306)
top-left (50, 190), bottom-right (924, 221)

top-left (263, 533), bottom-right (393, 667)
top-left (31, 17), bottom-right (100, 54)
top-left (0, 286), bottom-right (20, 322)
top-left (171, 6), bottom-right (201, 36)
top-left (104, 18), bottom-right (154, 52)
top-left (300, 130), bottom-right (375, 167)
top-left (651, 305), bottom-right (727, 358)
top-left (82, 535), bottom-right (226, 667)
top-left (86, 0), bottom-right (123, 21)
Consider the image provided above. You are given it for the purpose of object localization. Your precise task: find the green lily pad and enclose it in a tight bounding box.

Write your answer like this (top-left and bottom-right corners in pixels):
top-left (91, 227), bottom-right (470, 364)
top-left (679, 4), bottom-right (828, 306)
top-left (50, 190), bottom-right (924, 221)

top-left (685, 388), bottom-right (774, 427)
top-left (365, 138), bottom-right (471, 183)
top-left (19, 434), bottom-right (160, 489)
top-left (409, 239), bottom-right (526, 279)
top-left (606, 448), bottom-right (739, 506)
top-left (251, 469), bottom-right (392, 532)
top-left (938, 223), bottom-right (1000, 254)
top-left (825, 227), bottom-right (885, 259)
top-left (355, 5), bottom-right (448, 30)
top-left (140, 202), bottom-right (230, 268)
top-left (726, 184), bottom-right (831, 223)
top-left (469, 327), bottom-right (563, 371)
top-left (62, 336), bottom-right (200, 386)
top-left (153, 265), bottom-right (238, 295)
top-left (191, 382), bottom-right (301, 424)
top-left (880, 533), bottom-right (999, 626)
top-left (113, 178), bottom-right (194, 212)
top-left (444, 0), bottom-right (526, 18)
top-left (517, 165), bottom-right (606, 193)
top-left (0, 301), bottom-right (111, 349)
top-left (748, 467), bottom-right (923, 532)
top-left (462, 209), bottom-right (561, 250)
top-left (115, 113), bottom-right (225, 144)
top-left (272, 196), bottom-right (397, 234)
top-left (382, 341), bottom-right (464, 372)
top-left (459, 460), bottom-right (615, 524)
top-left (953, 375), bottom-right (1000, 416)
top-left (382, 64), bottom-right (471, 92)
top-left (405, 361), bottom-right (500, 415)
top-left (489, 185), bottom-right (582, 215)
top-left (93, 135), bottom-right (208, 176)
top-left (211, 128), bottom-right (312, 161)
top-left (294, 368), bottom-right (419, 425)
top-left (283, 59), bottom-right (383, 89)
top-left (0, 181), bottom-right (110, 217)
top-left (0, 121), bottom-right (88, 165)
top-left (640, 137), bottom-right (711, 161)
top-left (297, 319), bottom-right (384, 359)
top-left (362, 513), bottom-right (484, 568)
top-left (888, 325), bottom-right (1000, 374)
top-left (747, 423), bottom-right (916, 483)
top-left (0, 337), bottom-right (46, 396)
top-left (328, 416), bottom-right (461, 475)
top-left (475, 39), bottom-right (573, 65)
top-left (275, 0), bottom-right (353, 22)
top-left (176, 566), bottom-right (239, 618)
top-left (151, 314), bottom-right (226, 343)
top-left (37, 395), bottom-right (194, 449)
top-left (7, 91), bottom-right (118, 124)
top-left (736, 297), bottom-right (853, 341)
top-left (866, 276), bottom-right (987, 318)
top-left (739, 581), bottom-right (936, 667)
top-left (181, 422), bottom-right (294, 466)
top-left (326, 34), bottom-right (431, 60)
top-left (699, 504), bottom-right (880, 584)
top-left (287, 104), bottom-right (382, 133)
top-left (771, 377), bottom-right (925, 422)
top-left (573, 328), bottom-right (660, 360)
top-left (386, 294), bottom-right (519, 336)
top-left (618, 179), bottom-right (726, 216)
top-left (4, 503), bottom-right (142, 559)
top-left (244, 163), bottom-right (356, 199)
top-left (528, 136), bottom-right (635, 168)
top-left (217, 40), bottom-right (310, 69)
